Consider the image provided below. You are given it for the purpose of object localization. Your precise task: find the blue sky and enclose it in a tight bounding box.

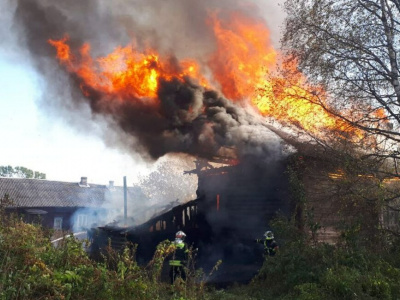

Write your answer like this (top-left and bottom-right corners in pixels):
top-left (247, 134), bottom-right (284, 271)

top-left (0, 59), bottom-right (147, 186)
top-left (0, 0), bottom-right (149, 186)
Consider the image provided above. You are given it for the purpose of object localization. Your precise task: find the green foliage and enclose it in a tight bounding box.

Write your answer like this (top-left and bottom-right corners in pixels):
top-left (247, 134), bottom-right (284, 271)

top-left (0, 218), bottom-right (157, 299)
top-left (0, 165), bottom-right (46, 179)
top-left (147, 239), bottom-right (175, 283)
top-left (1, 218), bottom-right (400, 300)
top-left (2, 189), bottom-right (400, 299)
top-left (244, 216), bottom-right (400, 300)
top-left (0, 203), bottom-right (220, 300)
top-left (0, 194), bottom-right (13, 220)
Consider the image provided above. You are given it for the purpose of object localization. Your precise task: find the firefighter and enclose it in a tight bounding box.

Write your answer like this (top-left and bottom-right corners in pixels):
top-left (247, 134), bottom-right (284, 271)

top-left (256, 230), bottom-right (279, 257)
top-left (169, 230), bottom-right (189, 284)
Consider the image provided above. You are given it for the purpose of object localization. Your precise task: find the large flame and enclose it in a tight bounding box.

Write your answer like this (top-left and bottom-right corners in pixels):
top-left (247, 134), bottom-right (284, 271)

top-left (208, 12), bottom-right (277, 100)
top-left (48, 12), bottom-right (362, 137)
top-left (48, 36), bottom-right (209, 101)
top-left (205, 15), bottom-right (360, 136)
top-left (253, 62), bottom-right (357, 134)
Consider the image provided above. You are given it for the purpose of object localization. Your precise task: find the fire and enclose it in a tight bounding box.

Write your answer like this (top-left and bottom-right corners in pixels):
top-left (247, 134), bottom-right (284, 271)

top-left (48, 36), bottom-right (71, 61)
top-left (48, 36), bottom-right (209, 101)
top-left (208, 12), bottom-right (277, 100)
top-left (206, 13), bottom-right (361, 137)
top-left (253, 66), bottom-right (357, 135)
top-left (48, 12), bottom-right (363, 138)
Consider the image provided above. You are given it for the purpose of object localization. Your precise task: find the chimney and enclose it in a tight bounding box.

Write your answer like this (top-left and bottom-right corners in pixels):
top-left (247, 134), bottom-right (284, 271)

top-left (108, 180), bottom-right (115, 191)
top-left (79, 176), bottom-right (89, 187)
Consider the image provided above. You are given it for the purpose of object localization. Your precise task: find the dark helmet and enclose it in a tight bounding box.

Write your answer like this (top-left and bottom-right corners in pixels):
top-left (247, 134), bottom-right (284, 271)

top-left (264, 231), bottom-right (274, 240)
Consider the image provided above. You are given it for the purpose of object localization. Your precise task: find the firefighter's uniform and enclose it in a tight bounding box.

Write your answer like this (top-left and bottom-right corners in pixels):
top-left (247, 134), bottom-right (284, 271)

top-left (256, 231), bottom-right (278, 257)
top-left (169, 231), bottom-right (189, 284)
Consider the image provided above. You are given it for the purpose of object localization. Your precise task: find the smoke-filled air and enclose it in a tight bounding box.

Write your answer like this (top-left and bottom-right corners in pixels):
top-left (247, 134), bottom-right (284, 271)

top-left (10, 0), bottom-right (368, 232)
top-left (11, 0), bottom-right (351, 166)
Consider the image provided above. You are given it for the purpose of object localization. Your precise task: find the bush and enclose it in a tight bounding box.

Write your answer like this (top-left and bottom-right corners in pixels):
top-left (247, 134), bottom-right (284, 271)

top-left (2, 200), bottom-right (400, 299)
top-left (0, 213), bottom-right (217, 299)
top-left (246, 215), bottom-right (400, 300)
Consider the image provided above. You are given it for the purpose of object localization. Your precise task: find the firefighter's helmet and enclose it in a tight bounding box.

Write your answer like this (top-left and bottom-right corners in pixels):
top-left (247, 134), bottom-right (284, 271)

top-left (264, 231), bottom-right (274, 240)
top-left (175, 231), bottom-right (186, 239)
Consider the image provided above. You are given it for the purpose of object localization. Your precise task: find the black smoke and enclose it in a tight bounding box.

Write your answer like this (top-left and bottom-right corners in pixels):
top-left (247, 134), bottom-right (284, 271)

top-left (79, 75), bottom-right (284, 160)
top-left (12, 0), bottom-right (287, 162)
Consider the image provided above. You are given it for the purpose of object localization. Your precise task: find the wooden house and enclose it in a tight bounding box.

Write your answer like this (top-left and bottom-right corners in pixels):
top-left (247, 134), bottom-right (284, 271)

top-left (88, 156), bottom-right (291, 282)
top-left (0, 176), bottom-right (144, 232)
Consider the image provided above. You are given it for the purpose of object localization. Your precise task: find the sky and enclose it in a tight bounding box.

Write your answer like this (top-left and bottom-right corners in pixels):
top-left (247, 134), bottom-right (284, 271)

top-left (0, 0), bottom-right (285, 187)
top-left (0, 59), bottom-right (148, 185)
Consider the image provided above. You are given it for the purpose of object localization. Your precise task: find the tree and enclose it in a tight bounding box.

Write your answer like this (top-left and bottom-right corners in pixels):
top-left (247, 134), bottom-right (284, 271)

top-left (281, 0), bottom-right (400, 156)
top-left (280, 0), bottom-right (400, 239)
top-left (0, 165), bottom-right (46, 179)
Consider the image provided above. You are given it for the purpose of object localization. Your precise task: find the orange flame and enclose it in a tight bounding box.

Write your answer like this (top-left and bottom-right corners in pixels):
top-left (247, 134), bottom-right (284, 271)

top-left (49, 36), bottom-right (209, 101)
top-left (253, 63), bottom-right (357, 134)
top-left (208, 12), bottom-right (277, 100)
top-left (207, 15), bottom-right (362, 137)
top-left (48, 12), bottom-right (365, 138)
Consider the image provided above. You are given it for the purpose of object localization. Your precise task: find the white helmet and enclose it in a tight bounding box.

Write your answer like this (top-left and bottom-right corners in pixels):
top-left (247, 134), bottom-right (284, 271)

top-left (264, 231), bottom-right (274, 240)
top-left (175, 231), bottom-right (186, 239)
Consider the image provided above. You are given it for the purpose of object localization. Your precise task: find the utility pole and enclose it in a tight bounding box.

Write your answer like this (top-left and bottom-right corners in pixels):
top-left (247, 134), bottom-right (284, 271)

top-left (123, 176), bottom-right (127, 224)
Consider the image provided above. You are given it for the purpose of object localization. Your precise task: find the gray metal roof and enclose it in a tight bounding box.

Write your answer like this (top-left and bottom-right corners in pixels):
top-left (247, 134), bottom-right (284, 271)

top-left (0, 177), bottom-right (130, 208)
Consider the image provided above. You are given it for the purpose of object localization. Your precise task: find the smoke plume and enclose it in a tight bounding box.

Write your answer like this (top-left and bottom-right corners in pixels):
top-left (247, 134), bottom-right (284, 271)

top-left (12, 0), bottom-right (287, 162)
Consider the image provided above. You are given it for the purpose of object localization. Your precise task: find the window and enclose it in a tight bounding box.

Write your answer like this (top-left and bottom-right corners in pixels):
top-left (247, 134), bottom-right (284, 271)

top-left (76, 214), bottom-right (88, 229)
top-left (54, 217), bottom-right (63, 230)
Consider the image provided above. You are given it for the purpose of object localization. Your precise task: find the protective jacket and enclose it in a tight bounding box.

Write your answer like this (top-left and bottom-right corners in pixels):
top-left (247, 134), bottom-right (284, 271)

top-left (256, 238), bottom-right (278, 256)
top-left (169, 240), bottom-right (189, 267)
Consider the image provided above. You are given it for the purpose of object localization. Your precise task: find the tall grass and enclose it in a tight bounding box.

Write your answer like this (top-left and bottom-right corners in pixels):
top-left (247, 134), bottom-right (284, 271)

top-left (2, 192), bottom-right (400, 299)
top-left (0, 208), bottom-right (218, 299)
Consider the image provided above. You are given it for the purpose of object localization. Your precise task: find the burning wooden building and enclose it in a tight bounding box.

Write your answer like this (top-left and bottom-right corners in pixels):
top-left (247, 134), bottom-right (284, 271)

top-left (14, 0), bottom-right (400, 283)
top-left (88, 155), bottom-right (290, 277)
top-left (88, 142), bottom-right (400, 272)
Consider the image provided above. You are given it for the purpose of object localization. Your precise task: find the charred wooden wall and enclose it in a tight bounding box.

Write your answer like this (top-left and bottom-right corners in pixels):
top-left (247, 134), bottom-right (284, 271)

top-left (89, 157), bottom-right (291, 275)
top-left (297, 154), bottom-right (388, 243)
top-left (196, 159), bottom-right (290, 239)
